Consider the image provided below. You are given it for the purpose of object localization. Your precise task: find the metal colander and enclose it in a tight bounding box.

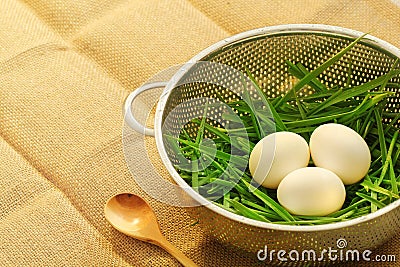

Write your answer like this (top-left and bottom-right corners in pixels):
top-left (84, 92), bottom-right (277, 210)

top-left (127, 25), bottom-right (400, 265)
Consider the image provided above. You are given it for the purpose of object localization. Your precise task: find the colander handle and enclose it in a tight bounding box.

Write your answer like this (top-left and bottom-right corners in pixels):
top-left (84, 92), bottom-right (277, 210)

top-left (124, 81), bottom-right (168, 136)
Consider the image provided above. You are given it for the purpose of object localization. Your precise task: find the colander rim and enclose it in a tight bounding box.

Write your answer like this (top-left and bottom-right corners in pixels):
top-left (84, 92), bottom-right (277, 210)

top-left (154, 24), bottom-right (400, 232)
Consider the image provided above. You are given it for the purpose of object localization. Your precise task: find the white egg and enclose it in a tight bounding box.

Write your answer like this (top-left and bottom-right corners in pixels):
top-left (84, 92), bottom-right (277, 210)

top-left (309, 123), bottom-right (371, 185)
top-left (277, 167), bottom-right (346, 216)
top-left (249, 132), bottom-right (310, 189)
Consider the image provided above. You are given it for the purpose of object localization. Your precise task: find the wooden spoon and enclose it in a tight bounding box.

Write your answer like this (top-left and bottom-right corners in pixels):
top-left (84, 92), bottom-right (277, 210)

top-left (104, 193), bottom-right (198, 267)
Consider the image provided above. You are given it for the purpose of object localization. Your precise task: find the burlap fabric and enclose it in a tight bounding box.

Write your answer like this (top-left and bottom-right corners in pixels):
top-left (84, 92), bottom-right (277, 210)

top-left (0, 0), bottom-right (399, 266)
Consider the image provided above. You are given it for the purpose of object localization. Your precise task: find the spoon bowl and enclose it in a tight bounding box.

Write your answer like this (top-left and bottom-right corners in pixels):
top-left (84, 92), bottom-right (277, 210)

top-left (104, 193), bottom-right (198, 267)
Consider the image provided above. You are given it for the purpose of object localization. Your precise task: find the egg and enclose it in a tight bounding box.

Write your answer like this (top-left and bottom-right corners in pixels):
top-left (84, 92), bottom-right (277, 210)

top-left (249, 132), bottom-right (310, 189)
top-left (309, 123), bottom-right (371, 185)
top-left (277, 167), bottom-right (346, 216)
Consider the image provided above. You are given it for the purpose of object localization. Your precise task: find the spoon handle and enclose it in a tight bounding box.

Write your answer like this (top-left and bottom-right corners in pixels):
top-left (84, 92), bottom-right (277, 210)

top-left (156, 238), bottom-right (199, 267)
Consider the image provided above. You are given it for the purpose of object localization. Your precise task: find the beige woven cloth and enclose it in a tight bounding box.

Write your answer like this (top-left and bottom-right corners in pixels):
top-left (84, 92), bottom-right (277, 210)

top-left (0, 0), bottom-right (399, 266)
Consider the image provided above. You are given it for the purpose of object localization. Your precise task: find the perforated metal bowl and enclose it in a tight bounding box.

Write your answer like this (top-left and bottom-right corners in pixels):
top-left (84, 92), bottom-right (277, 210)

top-left (126, 24), bottom-right (400, 264)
